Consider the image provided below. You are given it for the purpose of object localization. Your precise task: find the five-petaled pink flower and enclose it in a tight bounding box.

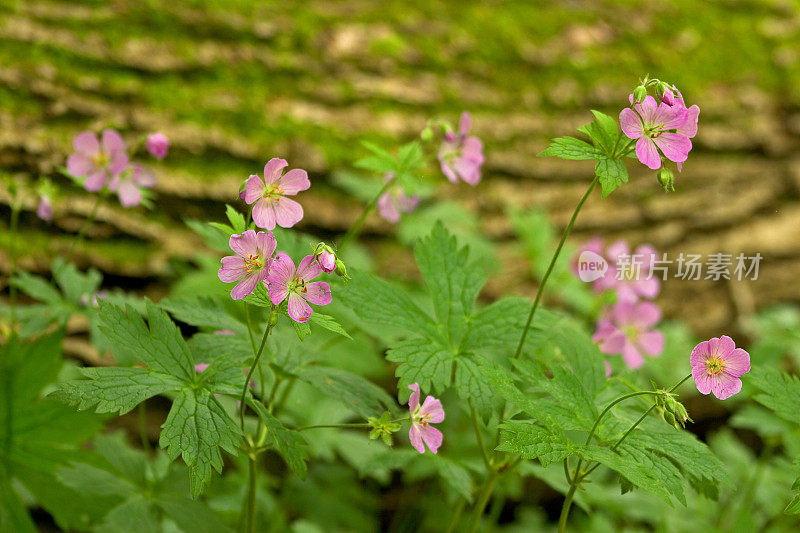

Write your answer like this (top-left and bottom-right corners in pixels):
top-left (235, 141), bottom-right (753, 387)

top-left (438, 112), bottom-right (484, 186)
top-left (407, 383), bottom-right (445, 454)
top-left (218, 230), bottom-right (277, 300)
top-left (620, 95), bottom-right (691, 170)
top-left (146, 132), bottom-right (169, 160)
top-left (593, 300), bottom-right (665, 369)
top-left (377, 173), bottom-right (419, 223)
top-left (268, 254), bottom-right (332, 322)
top-left (690, 336), bottom-right (750, 400)
top-left (573, 238), bottom-right (659, 302)
top-left (244, 158), bottom-right (310, 230)
top-left (109, 164), bottom-right (156, 207)
top-left (66, 130), bottom-right (129, 191)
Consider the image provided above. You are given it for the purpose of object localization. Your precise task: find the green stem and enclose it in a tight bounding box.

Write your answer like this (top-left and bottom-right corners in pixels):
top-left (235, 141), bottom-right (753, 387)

top-left (64, 194), bottom-right (103, 263)
top-left (557, 484), bottom-right (578, 533)
top-left (470, 400), bottom-right (493, 472)
top-left (244, 454), bottom-right (258, 533)
top-left (468, 471), bottom-right (499, 533)
top-left (239, 312), bottom-right (276, 432)
top-left (445, 498), bottom-right (467, 533)
top-left (512, 175), bottom-right (599, 360)
top-left (338, 179), bottom-right (394, 253)
top-left (296, 418), bottom-right (409, 432)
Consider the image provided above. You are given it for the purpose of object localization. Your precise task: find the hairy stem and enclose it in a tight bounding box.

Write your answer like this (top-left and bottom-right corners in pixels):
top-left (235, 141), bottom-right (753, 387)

top-left (239, 310), bottom-right (276, 432)
top-left (468, 470), bottom-right (499, 533)
top-left (557, 484), bottom-right (578, 533)
top-left (445, 498), bottom-right (466, 533)
top-left (244, 454), bottom-right (258, 533)
top-left (470, 400), bottom-right (493, 472)
top-left (337, 178), bottom-right (394, 254)
top-left (512, 175), bottom-right (599, 360)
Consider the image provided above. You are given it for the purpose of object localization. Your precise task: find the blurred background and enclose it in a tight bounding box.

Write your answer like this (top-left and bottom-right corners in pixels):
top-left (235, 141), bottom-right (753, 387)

top-left (2, 0), bottom-right (800, 342)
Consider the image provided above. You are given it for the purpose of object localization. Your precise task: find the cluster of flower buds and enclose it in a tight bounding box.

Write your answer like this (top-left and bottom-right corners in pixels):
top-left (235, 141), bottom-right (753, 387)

top-left (312, 243), bottom-right (349, 280)
top-left (654, 388), bottom-right (692, 428)
top-left (368, 411), bottom-right (401, 446)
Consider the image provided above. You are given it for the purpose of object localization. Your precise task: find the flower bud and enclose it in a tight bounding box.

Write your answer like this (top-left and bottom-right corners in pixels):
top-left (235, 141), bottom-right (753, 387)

top-left (420, 126), bottom-right (434, 143)
top-left (334, 258), bottom-right (350, 281)
top-left (663, 410), bottom-right (676, 427)
top-left (317, 250), bottom-right (336, 273)
top-left (146, 132), bottom-right (169, 160)
top-left (268, 308), bottom-right (279, 327)
top-left (632, 85), bottom-right (648, 104)
top-left (657, 168), bottom-right (675, 192)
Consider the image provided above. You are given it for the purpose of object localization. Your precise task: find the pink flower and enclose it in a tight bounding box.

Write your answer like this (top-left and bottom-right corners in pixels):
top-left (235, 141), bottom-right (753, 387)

top-left (592, 300), bottom-right (665, 369)
top-left (407, 383), bottom-right (444, 454)
top-left (66, 129), bottom-right (129, 191)
top-left (316, 250), bottom-right (336, 273)
top-left (218, 230), bottom-right (277, 300)
top-left (244, 158), bottom-right (310, 230)
top-left (36, 197), bottom-right (53, 222)
top-left (146, 132), bottom-right (169, 160)
top-left (572, 238), bottom-right (659, 302)
top-left (214, 330), bottom-right (235, 335)
top-left (438, 112), bottom-right (484, 186)
top-left (620, 96), bottom-right (691, 170)
top-left (690, 336), bottom-right (750, 400)
top-left (109, 164), bottom-right (156, 207)
top-left (195, 362), bottom-right (210, 373)
top-left (377, 173), bottom-right (419, 223)
top-left (267, 254), bottom-right (332, 322)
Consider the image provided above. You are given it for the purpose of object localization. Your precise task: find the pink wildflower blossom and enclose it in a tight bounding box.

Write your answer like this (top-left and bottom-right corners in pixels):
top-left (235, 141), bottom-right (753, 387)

top-left (267, 254), bottom-right (332, 322)
top-left (438, 112), bottom-right (484, 186)
top-left (146, 132), bottom-right (169, 160)
top-left (195, 362), bottom-right (210, 373)
top-left (377, 173), bottom-right (419, 223)
top-left (36, 197), bottom-right (53, 222)
top-left (214, 330), bottom-right (236, 335)
top-left (109, 164), bottom-right (156, 207)
top-left (620, 95), bottom-right (691, 170)
top-left (593, 300), bottom-right (665, 369)
top-left (690, 336), bottom-right (750, 400)
top-left (573, 238), bottom-right (659, 302)
top-left (659, 87), bottom-right (700, 171)
top-left (66, 130), bottom-right (129, 191)
top-left (244, 158), bottom-right (310, 230)
top-left (218, 230), bottom-right (277, 300)
top-left (407, 383), bottom-right (445, 454)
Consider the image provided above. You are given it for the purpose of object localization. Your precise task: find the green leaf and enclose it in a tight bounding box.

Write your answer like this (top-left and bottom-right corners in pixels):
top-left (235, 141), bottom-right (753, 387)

top-left (309, 312), bottom-right (352, 339)
top-left (294, 366), bottom-right (394, 419)
top-left (462, 297), bottom-right (532, 352)
top-left (497, 421), bottom-right (575, 467)
top-left (9, 270), bottom-right (62, 304)
top-left (160, 297), bottom-right (247, 336)
top-left (50, 367), bottom-right (183, 415)
top-left (247, 399), bottom-right (308, 478)
top-left (51, 258), bottom-right (102, 305)
top-left (387, 337), bottom-right (456, 393)
top-left (595, 157), bottom-right (629, 198)
top-left (225, 204), bottom-right (246, 234)
top-left (590, 110), bottom-right (620, 147)
top-left (293, 320), bottom-right (311, 340)
top-left (414, 221), bottom-right (486, 343)
top-left (158, 495), bottom-right (234, 533)
top-left (0, 468), bottom-right (36, 533)
top-left (338, 270), bottom-right (438, 339)
top-left (159, 388), bottom-right (242, 498)
top-left (749, 366), bottom-right (800, 425)
top-left (433, 457), bottom-right (474, 502)
top-left (454, 354), bottom-right (495, 419)
top-left (57, 462), bottom-right (137, 497)
top-left (538, 136), bottom-right (604, 160)
top-left (243, 282), bottom-right (272, 309)
top-left (98, 494), bottom-right (160, 533)
top-left (185, 219), bottom-right (230, 252)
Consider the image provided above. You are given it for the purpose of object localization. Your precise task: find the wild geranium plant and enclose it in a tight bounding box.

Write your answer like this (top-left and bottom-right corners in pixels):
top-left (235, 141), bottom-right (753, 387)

top-left (2, 80), bottom-right (797, 532)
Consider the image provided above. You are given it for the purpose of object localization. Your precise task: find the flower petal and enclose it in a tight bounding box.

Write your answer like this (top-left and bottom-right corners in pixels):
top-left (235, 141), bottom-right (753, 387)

top-left (709, 335), bottom-right (736, 357)
top-left (244, 174), bottom-right (265, 204)
top-left (631, 301), bottom-right (662, 328)
top-left (301, 281), bottom-right (331, 306)
top-left (218, 256), bottom-right (246, 283)
top-left (229, 230), bottom-right (259, 258)
top-left (263, 158), bottom-right (288, 186)
top-left (419, 396), bottom-right (445, 423)
top-left (621, 341), bottom-right (644, 369)
top-left (273, 197), bottom-right (304, 228)
top-left (73, 131), bottom-right (100, 157)
top-left (637, 330), bottom-right (664, 357)
top-left (653, 133), bottom-right (691, 164)
top-left (296, 254), bottom-right (322, 282)
top-left (419, 425), bottom-right (443, 454)
top-left (458, 111), bottom-right (472, 136)
top-left (252, 198), bottom-right (277, 230)
top-left (108, 150), bottom-right (129, 175)
top-left (268, 279), bottom-right (289, 305)
top-left (676, 105), bottom-right (700, 138)
top-left (690, 340), bottom-right (711, 367)
top-left (439, 160), bottom-right (459, 183)
top-left (277, 169), bottom-right (310, 195)
top-left (409, 426), bottom-right (425, 454)
top-left (84, 170), bottom-right (108, 191)
top-left (711, 373), bottom-right (742, 400)
top-left (117, 179), bottom-right (142, 207)
top-left (256, 231), bottom-right (277, 260)
top-left (724, 348), bottom-right (750, 377)
top-left (407, 383), bottom-right (421, 413)
top-left (692, 364), bottom-right (712, 395)
top-left (377, 192), bottom-right (400, 223)
top-left (101, 129), bottom-right (126, 154)
top-left (620, 108), bottom-right (644, 139)
top-left (66, 154), bottom-right (94, 177)
top-left (287, 292), bottom-right (313, 322)
top-left (635, 137), bottom-right (661, 169)
top-left (231, 272), bottom-right (260, 300)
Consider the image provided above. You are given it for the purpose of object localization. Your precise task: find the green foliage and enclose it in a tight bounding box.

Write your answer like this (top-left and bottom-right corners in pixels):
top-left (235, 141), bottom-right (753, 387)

top-left (51, 300), bottom-right (243, 497)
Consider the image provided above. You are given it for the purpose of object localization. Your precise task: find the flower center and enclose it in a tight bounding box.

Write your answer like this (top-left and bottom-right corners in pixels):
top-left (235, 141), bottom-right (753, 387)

top-left (92, 152), bottom-right (109, 167)
top-left (413, 406), bottom-right (431, 426)
top-left (288, 277), bottom-right (306, 293)
top-left (261, 184), bottom-right (285, 203)
top-left (243, 253), bottom-right (262, 273)
top-left (644, 123), bottom-right (664, 138)
top-left (706, 355), bottom-right (726, 376)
